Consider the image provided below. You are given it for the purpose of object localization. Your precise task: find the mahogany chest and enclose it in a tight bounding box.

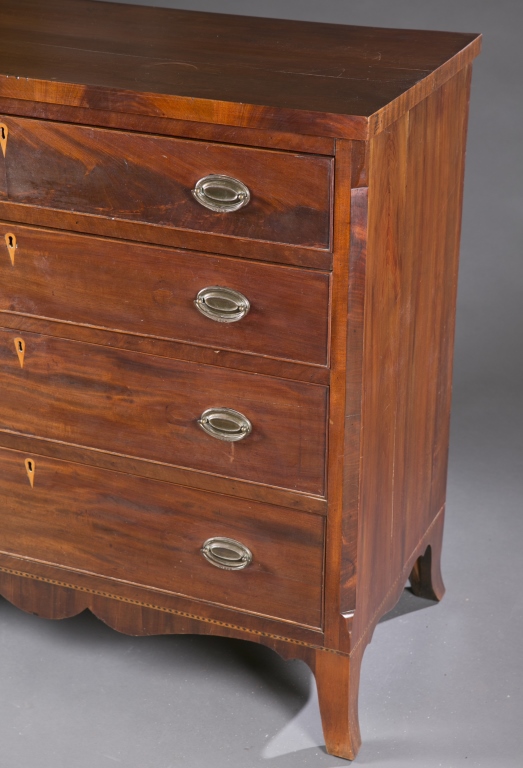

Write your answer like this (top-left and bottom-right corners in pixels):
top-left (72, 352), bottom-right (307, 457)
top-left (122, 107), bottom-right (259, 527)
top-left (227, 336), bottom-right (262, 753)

top-left (0, 0), bottom-right (481, 759)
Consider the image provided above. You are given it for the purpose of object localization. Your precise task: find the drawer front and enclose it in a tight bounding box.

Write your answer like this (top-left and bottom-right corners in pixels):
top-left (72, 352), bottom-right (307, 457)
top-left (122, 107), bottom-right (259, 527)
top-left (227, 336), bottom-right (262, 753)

top-left (0, 116), bottom-right (332, 250)
top-left (0, 329), bottom-right (327, 495)
top-left (0, 448), bottom-right (324, 627)
top-left (0, 224), bottom-right (330, 366)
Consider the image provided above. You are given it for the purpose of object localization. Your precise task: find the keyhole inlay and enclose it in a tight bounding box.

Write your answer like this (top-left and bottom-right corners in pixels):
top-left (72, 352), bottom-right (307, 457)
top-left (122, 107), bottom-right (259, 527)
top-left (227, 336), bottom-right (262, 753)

top-left (25, 458), bottom-right (35, 488)
top-left (14, 337), bottom-right (26, 368)
top-left (0, 123), bottom-right (7, 157)
top-left (5, 233), bottom-right (16, 265)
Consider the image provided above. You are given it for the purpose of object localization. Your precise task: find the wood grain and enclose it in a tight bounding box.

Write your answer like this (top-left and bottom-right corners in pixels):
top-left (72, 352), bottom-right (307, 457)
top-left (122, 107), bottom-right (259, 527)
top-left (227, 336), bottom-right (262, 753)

top-left (0, 430), bottom-right (327, 516)
top-left (0, 310), bottom-right (330, 387)
top-left (0, 0), bottom-right (480, 139)
top-left (428, 66), bottom-right (473, 522)
top-left (351, 68), bottom-right (473, 649)
top-left (0, 446), bottom-right (325, 627)
top-left (339, 186), bottom-right (367, 633)
top-left (322, 139), bottom-right (353, 650)
top-left (0, 201), bottom-right (334, 270)
top-left (0, 115), bottom-right (332, 251)
top-left (0, 548), bottom-right (324, 646)
top-left (311, 644), bottom-right (365, 760)
top-left (354, 111), bottom-right (409, 642)
top-left (0, 223), bottom-right (330, 366)
top-left (0, 96), bottom-right (336, 156)
top-left (0, 327), bottom-right (328, 495)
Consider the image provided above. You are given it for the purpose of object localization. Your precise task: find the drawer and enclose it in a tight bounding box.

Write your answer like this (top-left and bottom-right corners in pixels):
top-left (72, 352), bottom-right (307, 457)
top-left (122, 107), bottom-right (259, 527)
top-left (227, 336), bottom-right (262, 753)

top-left (0, 328), bottom-right (327, 495)
top-left (0, 224), bottom-right (330, 366)
top-left (0, 447), bottom-right (325, 628)
top-left (0, 115), bottom-right (333, 251)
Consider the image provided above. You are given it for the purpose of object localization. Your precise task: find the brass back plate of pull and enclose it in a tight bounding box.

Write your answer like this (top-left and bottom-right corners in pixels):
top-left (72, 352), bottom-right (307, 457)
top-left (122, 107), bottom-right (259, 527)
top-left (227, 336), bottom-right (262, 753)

top-left (192, 175), bottom-right (250, 213)
top-left (0, 123), bottom-right (7, 157)
top-left (195, 286), bottom-right (250, 323)
top-left (5, 233), bottom-right (16, 265)
top-left (14, 337), bottom-right (25, 368)
top-left (197, 407), bottom-right (252, 442)
top-left (24, 458), bottom-right (35, 488)
top-left (201, 537), bottom-right (253, 570)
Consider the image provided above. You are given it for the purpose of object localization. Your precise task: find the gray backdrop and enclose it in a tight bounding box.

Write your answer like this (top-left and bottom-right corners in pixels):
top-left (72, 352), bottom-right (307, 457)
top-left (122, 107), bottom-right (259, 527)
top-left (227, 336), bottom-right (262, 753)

top-left (0, 1), bottom-right (521, 766)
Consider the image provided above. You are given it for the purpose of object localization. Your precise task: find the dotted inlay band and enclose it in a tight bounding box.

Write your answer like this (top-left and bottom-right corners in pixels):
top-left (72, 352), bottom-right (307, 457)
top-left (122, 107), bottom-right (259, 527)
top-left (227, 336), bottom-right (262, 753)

top-left (0, 565), bottom-right (345, 656)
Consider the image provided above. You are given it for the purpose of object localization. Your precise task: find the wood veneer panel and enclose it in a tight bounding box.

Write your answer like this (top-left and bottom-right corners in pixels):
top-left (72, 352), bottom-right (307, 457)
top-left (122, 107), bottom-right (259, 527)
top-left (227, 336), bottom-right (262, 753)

top-left (0, 552), bottom-right (324, 646)
top-left (0, 430), bottom-right (327, 517)
top-left (339, 186), bottom-right (367, 631)
top-left (0, 0), bottom-right (480, 138)
top-left (0, 116), bottom-right (332, 251)
top-left (394, 67), bottom-right (473, 568)
top-left (0, 224), bottom-right (330, 366)
top-left (0, 311), bottom-right (330, 386)
top-left (323, 139), bottom-right (353, 649)
top-left (352, 69), bottom-right (473, 647)
top-left (0, 97), bottom-right (336, 156)
top-left (0, 202), bottom-right (333, 270)
top-left (320, 144), bottom-right (369, 654)
top-left (353, 113), bottom-right (409, 643)
top-left (0, 328), bottom-right (327, 495)
top-left (0, 447), bottom-right (324, 628)
top-left (428, 66), bottom-right (472, 522)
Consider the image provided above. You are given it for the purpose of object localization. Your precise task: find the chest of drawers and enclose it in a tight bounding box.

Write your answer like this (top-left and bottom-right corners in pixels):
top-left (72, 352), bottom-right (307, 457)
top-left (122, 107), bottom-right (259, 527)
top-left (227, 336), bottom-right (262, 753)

top-left (0, 0), bottom-right (481, 759)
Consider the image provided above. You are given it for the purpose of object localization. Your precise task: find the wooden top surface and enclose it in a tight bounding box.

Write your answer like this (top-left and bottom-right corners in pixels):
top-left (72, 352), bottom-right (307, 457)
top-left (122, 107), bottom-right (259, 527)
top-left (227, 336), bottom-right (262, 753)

top-left (0, 0), bottom-right (481, 138)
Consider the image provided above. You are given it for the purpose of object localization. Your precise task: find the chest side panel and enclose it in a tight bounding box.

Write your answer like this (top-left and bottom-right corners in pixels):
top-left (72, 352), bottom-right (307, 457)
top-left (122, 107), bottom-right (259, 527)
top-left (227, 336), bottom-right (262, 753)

top-left (352, 66), bottom-right (473, 647)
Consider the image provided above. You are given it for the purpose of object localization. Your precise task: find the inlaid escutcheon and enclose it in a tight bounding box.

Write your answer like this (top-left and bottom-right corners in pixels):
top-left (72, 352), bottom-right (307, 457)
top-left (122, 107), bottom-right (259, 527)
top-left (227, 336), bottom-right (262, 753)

top-left (4, 232), bottom-right (16, 264)
top-left (0, 123), bottom-right (7, 157)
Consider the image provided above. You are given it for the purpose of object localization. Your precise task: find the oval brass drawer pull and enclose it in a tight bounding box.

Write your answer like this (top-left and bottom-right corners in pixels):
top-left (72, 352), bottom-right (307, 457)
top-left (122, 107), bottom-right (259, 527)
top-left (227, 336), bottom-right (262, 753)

top-left (201, 537), bottom-right (253, 570)
top-left (192, 174), bottom-right (250, 213)
top-left (195, 286), bottom-right (250, 323)
top-left (197, 407), bottom-right (252, 442)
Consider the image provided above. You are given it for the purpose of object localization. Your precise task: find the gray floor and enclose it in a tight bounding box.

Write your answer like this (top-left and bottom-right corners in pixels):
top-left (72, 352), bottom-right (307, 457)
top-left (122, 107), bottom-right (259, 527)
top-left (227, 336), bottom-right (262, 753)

top-left (1, 0), bottom-right (522, 765)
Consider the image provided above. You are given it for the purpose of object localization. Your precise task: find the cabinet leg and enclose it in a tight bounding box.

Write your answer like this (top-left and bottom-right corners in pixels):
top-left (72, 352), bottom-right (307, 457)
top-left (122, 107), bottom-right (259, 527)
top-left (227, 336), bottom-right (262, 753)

top-left (311, 644), bottom-right (364, 760)
top-left (409, 513), bottom-right (446, 601)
